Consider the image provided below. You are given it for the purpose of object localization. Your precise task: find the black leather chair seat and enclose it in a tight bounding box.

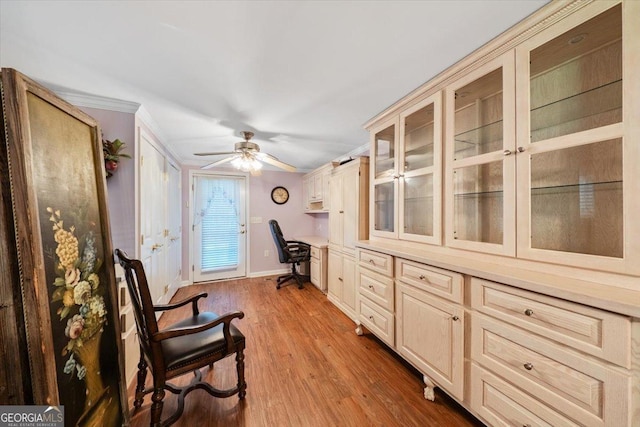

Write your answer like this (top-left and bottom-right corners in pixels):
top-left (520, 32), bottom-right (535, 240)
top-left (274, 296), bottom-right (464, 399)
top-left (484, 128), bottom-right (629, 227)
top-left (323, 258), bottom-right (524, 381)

top-left (161, 312), bottom-right (245, 371)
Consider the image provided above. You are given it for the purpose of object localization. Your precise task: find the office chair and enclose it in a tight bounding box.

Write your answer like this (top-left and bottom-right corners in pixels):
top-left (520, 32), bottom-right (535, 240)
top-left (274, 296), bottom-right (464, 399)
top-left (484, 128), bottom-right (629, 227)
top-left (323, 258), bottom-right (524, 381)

top-left (268, 219), bottom-right (311, 289)
top-left (115, 249), bottom-right (247, 427)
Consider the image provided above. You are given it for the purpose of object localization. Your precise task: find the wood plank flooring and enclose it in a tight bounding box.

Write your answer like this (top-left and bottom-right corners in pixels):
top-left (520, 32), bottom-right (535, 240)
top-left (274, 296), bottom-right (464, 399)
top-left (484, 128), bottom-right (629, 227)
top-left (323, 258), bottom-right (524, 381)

top-left (127, 276), bottom-right (484, 427)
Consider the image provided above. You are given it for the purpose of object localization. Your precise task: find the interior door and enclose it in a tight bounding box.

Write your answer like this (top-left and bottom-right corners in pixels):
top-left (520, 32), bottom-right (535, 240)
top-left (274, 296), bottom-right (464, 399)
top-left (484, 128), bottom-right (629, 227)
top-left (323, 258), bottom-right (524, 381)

top-left (139, 131), bottom-right (167, 303)
top-left (192, 173), bottom-right (247, 282)
top-left (166, 160), bottom-right (182, 290)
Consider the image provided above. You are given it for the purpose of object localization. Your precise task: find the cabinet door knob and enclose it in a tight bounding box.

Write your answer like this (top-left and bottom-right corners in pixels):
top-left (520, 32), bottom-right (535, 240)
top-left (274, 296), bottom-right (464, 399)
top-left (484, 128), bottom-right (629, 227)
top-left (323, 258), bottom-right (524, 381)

top-left (503, 149), bottom-right (512, 156)
top-left (523, 362), bottom-right (533, 371)
top-left (368, 285), bottom-right (374, 289)
top-left (452, 316), bottom-right (459, 321)
top-left (339, 210), bottom-right (344, 213)
top-left (369, 315), bottom-right (374, 321)
top-left (517, 146), bottom-right (525, 153)
top-left (524, 308), bottom-right (534, 316)
top-left (338, 277), bottom-right (343, 281)
top-left (418, 274), bottom-right (426, 280)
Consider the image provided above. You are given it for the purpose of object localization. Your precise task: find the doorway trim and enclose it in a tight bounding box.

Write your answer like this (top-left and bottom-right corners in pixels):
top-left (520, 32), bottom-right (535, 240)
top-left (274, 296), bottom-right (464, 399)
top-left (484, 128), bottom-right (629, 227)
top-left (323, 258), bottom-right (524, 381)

top-left (188, 169), bottom-right (251, 284)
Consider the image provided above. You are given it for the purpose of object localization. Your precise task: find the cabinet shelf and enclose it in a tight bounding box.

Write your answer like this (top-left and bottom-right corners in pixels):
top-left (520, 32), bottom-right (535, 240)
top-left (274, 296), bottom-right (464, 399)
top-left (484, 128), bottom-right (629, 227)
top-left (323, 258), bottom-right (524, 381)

top-left (531, 79), bottom-right (621, 142)
top-left (454, 190), bottom-right (503, 199)
top-left (531, 180), bottom-right (621, 194)
top-left (454, 120), bottom-right (503, 157)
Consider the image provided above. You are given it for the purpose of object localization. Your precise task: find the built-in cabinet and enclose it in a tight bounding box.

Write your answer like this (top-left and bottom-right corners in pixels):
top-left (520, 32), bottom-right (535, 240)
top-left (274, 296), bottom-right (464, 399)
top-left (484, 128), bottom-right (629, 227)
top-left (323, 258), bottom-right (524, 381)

top-left (357, 1), bottom-right (639, 426)
top-left (303, 163), bottom-right (332, 213)
top-left (370, 92), bottom-right (442, 244)
top-left (327, 157), bottom-right (369, 320)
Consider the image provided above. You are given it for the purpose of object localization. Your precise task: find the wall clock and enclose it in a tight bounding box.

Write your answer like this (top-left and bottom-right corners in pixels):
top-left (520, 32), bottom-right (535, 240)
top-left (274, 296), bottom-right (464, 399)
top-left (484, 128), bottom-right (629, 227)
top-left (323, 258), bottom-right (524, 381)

top-left (271, 186), bottom-right (289, 204)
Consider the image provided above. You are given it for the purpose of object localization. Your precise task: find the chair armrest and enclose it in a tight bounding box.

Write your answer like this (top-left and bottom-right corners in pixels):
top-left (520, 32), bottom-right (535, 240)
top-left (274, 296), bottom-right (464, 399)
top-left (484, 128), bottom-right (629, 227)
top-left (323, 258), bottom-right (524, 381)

top-left (152, 311), bottom-right (245, 354)
top-left (154, 292), bottom-right (208, 315)
top-left (284, 241), bottom-right (310, 259)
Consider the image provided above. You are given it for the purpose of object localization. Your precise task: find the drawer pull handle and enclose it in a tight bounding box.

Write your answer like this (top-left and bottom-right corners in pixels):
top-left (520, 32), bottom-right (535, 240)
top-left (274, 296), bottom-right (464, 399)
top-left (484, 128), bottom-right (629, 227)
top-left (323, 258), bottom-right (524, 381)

top-left (418, 274), bottom-right (426, 280)
top-left (523, 362), bottom-right (533, 371)
top-left (368, 315), bottom-right (374, 321)
top-left (524, 425), bottom-right (532, 427)
top-left (452, 316), bottom-right (459, 321)
top-left (368, 285), bottom-right (374, 290)
top-left (524, 309), bottom-right (534, 316)
top-left (368, 259), bottom-right (375, 265)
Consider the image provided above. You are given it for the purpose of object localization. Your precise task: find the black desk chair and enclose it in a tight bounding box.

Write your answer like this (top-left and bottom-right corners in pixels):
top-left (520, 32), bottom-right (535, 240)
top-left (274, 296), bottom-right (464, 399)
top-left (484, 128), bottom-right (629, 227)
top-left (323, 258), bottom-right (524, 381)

top-left (115, 249), bottom-right (247, 427)
top-left (268, 219), bottom-right (311, 289)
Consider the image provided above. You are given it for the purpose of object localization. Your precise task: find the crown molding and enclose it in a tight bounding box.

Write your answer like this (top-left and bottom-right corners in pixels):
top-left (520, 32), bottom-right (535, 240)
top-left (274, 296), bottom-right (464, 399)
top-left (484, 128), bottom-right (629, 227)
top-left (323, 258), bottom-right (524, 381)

top-left (53, 89), bottom-right (140, 114)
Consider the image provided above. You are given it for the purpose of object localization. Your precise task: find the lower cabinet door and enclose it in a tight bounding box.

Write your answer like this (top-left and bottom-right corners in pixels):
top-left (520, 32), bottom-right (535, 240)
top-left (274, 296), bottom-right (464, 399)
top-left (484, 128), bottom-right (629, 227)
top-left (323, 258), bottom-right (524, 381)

top-left (310, 258), bottom-right (320, 286)
top-left (341, 255), bottom-right (357, 317)
top-left (327, 250), bottom-right (343, 303)
top-left (396, 281), bottom-right (464, 400)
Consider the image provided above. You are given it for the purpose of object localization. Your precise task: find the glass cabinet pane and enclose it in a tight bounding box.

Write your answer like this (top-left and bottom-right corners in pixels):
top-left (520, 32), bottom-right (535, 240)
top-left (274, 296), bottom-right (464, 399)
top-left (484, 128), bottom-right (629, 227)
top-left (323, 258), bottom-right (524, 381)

top-left (403, 174), bottom-right (433, 237)
top-left (453, 161), bottom-right (503, 244)
top-left (453, 68), bottom-right (503, 160)
top-left (529, 5), bottom-right (621, 143)
top-left (374, 181), bottom-right (394, 233)
top-left (403, 103), bottom-right (434, 171)
top-left (530, 138), bottom-right (622, 257)
top-left (374, 124), bottom-right (396, 179)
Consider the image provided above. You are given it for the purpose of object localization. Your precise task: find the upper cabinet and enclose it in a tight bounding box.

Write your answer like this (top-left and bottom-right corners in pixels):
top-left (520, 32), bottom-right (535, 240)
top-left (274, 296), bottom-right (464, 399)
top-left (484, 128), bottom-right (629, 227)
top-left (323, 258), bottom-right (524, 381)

top-left (365, 0), bottom-right (639, 275)
top-left (370, 92), bottom-right (442, 244)
top-left (303, 163), bottom-right (333, 213)
top-left (444, 54), bottom-right (516, 256)
top-left (514, 2), bottom-right (638, 274)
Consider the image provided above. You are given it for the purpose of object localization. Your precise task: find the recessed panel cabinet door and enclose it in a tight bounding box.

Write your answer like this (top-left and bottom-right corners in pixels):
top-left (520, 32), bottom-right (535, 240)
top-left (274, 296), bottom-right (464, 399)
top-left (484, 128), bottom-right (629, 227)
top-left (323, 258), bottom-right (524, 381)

top-left (396, 281), bottom-right (464, 401)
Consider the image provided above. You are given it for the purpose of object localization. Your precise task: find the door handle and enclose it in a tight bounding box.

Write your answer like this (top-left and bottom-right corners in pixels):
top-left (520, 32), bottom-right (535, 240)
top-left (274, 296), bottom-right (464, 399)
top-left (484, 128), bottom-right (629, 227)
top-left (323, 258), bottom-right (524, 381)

top-left (151, 243), bottom-right (163, 251)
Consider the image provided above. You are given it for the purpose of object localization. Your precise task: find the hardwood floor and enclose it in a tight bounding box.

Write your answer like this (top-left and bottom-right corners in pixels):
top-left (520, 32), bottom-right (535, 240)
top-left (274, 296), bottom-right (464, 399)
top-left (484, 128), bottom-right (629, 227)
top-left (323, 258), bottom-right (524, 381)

top-left (127, 276), bottom-right (484, 427)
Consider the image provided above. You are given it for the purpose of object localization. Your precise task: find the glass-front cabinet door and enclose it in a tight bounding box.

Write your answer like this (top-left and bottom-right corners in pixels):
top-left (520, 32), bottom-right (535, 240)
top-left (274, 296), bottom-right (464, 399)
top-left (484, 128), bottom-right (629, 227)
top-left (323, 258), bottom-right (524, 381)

top-left (399, 93), bottom-right (442, 244)
top-left (370, 117), bottom-right (399, 238)
top-left (445, 53), bottom-right (516, 256)
top-left (515, 2), bottom-right (638, 273)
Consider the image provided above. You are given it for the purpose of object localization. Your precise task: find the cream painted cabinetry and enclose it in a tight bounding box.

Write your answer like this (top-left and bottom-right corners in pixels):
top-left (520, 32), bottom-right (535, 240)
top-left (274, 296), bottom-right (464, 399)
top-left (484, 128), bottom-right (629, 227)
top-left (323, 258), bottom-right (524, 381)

top-left (356, 249), bottom-right (394, 346)
top-left (115, 264), bottom-right (139, 385)
top-left (327, 158), bottom-right (369, 320)
top-left (370, 93), bottom-right (442, 244)
top-left (303, 163), bottom-right (332, 213)
top-left (365, 0), bottom-right (639, 276)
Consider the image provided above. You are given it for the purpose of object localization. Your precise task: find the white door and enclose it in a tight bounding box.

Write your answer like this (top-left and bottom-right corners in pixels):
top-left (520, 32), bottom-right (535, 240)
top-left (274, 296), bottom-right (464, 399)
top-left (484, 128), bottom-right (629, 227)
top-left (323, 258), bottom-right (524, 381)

top-left (166, 160), bottom-right (182, 290)
top-left (192, 173), bottom-right (247, 282)
top-left (139, 132), bottom-right (167, 303)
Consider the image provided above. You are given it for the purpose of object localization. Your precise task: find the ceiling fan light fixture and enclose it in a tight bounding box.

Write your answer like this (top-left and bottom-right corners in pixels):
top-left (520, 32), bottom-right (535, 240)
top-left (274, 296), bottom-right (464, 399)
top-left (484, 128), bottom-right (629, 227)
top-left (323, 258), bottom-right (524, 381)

top-left (231, 153), bottom-right (262, 172)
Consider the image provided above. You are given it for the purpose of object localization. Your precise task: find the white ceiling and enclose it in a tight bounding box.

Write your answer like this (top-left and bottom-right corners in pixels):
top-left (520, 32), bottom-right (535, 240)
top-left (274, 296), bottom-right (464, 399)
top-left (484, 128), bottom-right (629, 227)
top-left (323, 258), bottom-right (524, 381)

top-left (1, 0), bottom-right (549, 172)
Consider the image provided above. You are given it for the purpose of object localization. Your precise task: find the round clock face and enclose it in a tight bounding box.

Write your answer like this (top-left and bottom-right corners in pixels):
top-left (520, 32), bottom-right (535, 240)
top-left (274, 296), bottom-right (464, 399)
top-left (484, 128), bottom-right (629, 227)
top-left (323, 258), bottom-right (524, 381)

top-left (271, 186), bottom-right (289, 204)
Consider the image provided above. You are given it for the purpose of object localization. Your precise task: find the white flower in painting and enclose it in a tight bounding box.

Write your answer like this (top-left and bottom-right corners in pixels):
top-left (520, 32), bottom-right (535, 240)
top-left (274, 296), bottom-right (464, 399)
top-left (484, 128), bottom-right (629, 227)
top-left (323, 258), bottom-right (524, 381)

top-left (73, 281), bottom-right (92, 305)
top-left (89, 296), bottom-right (106, 318)
top-left (87, 273), bottom-right (100, 290)
top-left (65, 268), bottom-right (81, 287)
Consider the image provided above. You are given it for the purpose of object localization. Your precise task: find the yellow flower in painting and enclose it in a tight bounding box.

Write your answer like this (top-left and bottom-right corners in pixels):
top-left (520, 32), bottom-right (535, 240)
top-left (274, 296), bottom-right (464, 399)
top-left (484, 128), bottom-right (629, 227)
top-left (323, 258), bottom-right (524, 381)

top-left (54, 228), bottom-right (78, 270)
top-left (63, 289), bottom-right (75, 307)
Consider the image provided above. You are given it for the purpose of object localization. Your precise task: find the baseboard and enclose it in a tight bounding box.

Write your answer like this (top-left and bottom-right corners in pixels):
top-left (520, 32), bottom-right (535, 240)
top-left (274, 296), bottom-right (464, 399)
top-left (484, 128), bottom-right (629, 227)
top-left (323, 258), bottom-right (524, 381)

top-left (248, 268), bottom-right (290, 278)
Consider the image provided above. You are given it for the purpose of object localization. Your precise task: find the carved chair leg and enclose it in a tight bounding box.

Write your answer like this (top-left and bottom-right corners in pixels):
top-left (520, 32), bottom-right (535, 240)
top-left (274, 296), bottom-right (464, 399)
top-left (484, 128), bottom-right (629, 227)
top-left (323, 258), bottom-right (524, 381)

top-left (150, 386), bottom-right (165, 427)
top-left (134, 354), bottom-right (148, 409)
top-left (236, 347), bottom-right (247, 399)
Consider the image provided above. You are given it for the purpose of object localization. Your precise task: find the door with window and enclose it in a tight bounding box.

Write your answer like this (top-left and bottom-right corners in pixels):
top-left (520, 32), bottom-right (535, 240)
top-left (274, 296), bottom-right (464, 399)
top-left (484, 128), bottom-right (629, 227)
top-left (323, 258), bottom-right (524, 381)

top-left (192, 173), bottom-right (247, 282)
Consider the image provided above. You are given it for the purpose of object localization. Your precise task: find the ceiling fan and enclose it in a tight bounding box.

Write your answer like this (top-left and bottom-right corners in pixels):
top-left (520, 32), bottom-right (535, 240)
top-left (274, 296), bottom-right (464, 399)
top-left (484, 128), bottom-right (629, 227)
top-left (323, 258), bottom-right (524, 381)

top-left (195, 131), bottom-right (297, 174)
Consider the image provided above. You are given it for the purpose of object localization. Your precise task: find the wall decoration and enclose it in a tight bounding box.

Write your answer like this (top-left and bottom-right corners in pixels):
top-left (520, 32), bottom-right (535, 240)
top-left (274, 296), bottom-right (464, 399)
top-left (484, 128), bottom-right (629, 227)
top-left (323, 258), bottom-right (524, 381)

top-left (102, 137), bottom-right (130, 178)
top-left (0, 68), bottom-right (128, 425)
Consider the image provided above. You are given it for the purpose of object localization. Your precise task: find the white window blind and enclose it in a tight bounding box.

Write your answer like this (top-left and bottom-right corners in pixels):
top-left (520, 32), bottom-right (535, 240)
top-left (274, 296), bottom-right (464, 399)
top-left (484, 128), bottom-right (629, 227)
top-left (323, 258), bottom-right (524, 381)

top-left (194, 176), bottom-right (240, 272)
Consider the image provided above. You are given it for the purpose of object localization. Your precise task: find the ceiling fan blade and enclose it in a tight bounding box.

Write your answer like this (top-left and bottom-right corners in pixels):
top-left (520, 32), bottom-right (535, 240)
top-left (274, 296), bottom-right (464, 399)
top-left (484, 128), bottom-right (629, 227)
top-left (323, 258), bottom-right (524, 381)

top-left (201, 155), bottom-right (236, 170)
top-left (257, 153), bottom-right (297, 172)
top-left (194, 151), bottom-right (236, 156)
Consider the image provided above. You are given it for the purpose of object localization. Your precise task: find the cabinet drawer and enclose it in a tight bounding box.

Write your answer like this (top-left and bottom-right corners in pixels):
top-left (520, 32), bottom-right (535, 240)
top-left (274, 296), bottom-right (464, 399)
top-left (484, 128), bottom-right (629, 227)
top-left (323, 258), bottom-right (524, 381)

top-left (358, 249), bottom-right (393, 276)
top-left (396, 258), bottom-right (463, 303)
top-left (358, 268), bottom-right (394, 312)
top-left (470, 363), bottom-right (579, 427)
top-left (472, 313), bottom-right (629, 427)
top-left (358, 296), bottom-right (394, 347)
top-left (310, 246), bottom-right (321, 259)
top-left (470, 278), bottom-right (631, 367)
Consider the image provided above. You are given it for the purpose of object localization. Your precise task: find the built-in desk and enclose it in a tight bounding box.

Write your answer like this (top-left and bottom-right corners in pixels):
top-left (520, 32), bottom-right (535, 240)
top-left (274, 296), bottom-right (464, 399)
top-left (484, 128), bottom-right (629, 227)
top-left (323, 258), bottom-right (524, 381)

top-left (294, 236), bottom-right (329, 292)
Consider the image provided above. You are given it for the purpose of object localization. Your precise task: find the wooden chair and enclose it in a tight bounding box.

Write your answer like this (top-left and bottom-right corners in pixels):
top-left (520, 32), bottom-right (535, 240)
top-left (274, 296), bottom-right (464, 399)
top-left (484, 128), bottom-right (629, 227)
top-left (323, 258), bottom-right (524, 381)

top-left (115, 249), bottom-right (247, 427)
top-left (268, 219), bottom-right (311, 289)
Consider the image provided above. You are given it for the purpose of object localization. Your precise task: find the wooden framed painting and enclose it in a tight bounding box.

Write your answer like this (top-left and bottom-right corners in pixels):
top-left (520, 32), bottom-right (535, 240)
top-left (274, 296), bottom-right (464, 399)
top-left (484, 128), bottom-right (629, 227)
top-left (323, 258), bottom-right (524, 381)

top-left (1, 68), bottom-right (129, 425)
